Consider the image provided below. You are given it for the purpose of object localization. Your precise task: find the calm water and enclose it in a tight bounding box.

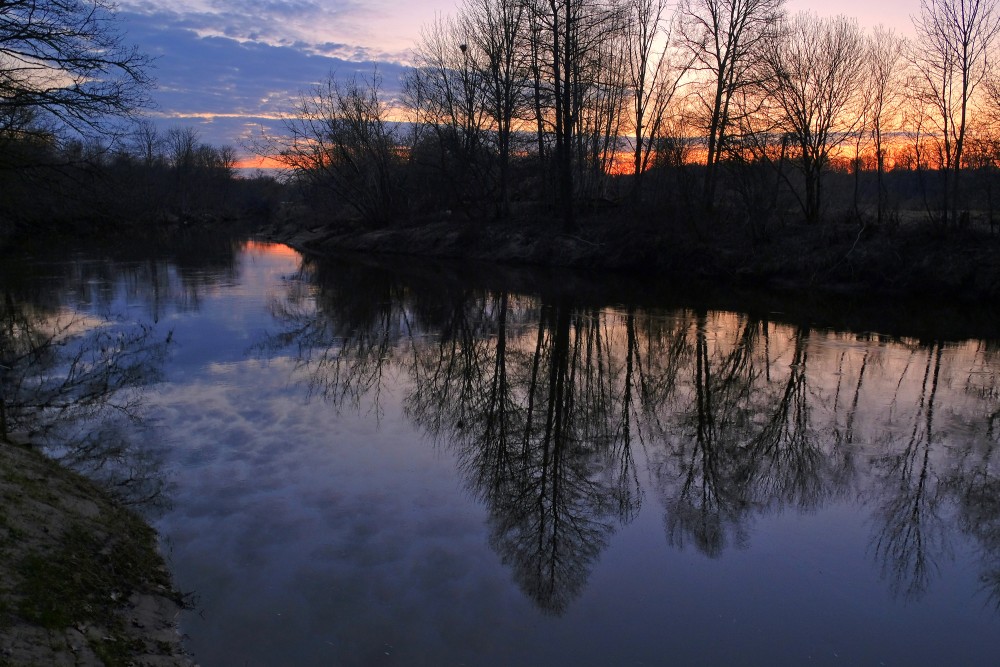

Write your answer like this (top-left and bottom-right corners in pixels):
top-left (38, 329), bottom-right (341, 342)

top-left (5, 237), bottom-right (1000, 665)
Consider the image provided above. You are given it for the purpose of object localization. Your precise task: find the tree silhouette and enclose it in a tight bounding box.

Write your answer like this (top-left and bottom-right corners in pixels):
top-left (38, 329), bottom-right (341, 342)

top-left (0, 0), bottom-right (151, 142)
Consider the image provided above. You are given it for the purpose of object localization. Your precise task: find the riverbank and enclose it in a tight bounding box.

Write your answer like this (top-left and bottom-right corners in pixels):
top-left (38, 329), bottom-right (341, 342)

top-left (0, 440), bottom-right (193, 667)
top-left (264, 213), bottom-right (1000, 303)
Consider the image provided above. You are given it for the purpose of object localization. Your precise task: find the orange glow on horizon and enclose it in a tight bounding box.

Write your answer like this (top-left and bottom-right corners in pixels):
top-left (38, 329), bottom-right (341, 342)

top-left (238, 131), bottom-right (970, 178)
top-left (236, 155), bottom-right (288, 171)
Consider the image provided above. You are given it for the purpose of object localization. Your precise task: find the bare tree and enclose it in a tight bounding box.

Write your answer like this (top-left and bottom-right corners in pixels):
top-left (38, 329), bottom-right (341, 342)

top-left (165, 126), bottom-right (199, 215)
top-left (679, 0), bottom-right (785, 214)
top-left (0, 0), bottom-right (152, 138)
top-left (760, 13), bottom-right (867, 224)
top-left (623, 0), bottom-right (689, 202)
top-left (129, 119), bottom-right (164, 169)
top-left (461, 0), bottom-right (531, 217)
top-left (261, 72), bottom-right (405, 225)
top-left (165, 127), bottom-right (198, 172)
top-left (525, 0), bottom-right (553, 164)
top-left (405, 14), bottom-right (492, 215)
top-left (866, 27), bottom-right (909, 226)
top-left (575, 7), bottom-right (630, 199)
top-left (530, 0), bottom-right (624, 229)
top-left (987, 70), bottom-right (1000, 118)
top-left (912, 0), bottom-right (1000, 225)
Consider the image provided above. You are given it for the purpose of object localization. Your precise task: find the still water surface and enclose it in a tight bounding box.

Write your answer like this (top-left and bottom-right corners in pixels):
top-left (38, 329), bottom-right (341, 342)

top-left (7, 237), bottom-right (1000, 665)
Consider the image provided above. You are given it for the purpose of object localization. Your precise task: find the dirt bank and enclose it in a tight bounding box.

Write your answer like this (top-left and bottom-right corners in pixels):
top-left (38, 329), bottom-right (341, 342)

top-left (263, 215), bottom-right (1000, 303)
top-left (0, 441), bottom-right (193, 667)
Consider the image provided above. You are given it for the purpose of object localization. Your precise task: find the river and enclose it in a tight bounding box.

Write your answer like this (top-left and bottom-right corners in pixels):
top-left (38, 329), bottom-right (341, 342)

top-left (4, 235), bottom-right (1000, 665)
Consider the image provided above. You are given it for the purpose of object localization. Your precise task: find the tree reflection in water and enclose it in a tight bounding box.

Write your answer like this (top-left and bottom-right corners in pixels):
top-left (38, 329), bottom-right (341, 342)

top-left (643, 310), bottom-right (753, 557)
top-left (263, 260), bottom-right (409, 416)
top-left (0, 237), bottom-right (246, 508)
top-left (264, 256), bottom-right (1000, 614)
top-left (943, 340), bottom-right (1000, 607)
top-left (409, 296), bottom-right (640, 614)
top-left (868, 344), bottom-right (949, 600)
top-left (1, 271), bottom-right (171, 507)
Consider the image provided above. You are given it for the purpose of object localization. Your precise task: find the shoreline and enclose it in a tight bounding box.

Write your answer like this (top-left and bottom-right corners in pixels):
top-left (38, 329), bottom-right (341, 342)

top-left (256, 217), bottom-right (1000, 344)
top-left (266, 214), bottom-right (1000, 304)
top-left (0, 440), bottom-right (194, 667)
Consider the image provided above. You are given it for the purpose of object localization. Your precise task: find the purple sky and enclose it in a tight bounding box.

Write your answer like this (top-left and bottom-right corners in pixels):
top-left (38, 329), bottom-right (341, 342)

top-left (116, 0), bottom-right (918, 156)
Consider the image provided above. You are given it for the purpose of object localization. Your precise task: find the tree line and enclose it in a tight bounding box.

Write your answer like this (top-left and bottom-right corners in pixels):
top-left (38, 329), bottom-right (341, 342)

top-left (5, 0), bottom-right (1000, 243)
top-left (261, 0), bottom-right (1000, 234)
top-left (0, 1), bottom-right (278, 239)
top-left (0, 119), bottom-right (279, 236)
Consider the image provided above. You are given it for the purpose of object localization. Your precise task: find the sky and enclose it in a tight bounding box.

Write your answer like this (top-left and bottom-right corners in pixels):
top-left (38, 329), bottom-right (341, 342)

top-left (115, 0), bottom-right (919, 160)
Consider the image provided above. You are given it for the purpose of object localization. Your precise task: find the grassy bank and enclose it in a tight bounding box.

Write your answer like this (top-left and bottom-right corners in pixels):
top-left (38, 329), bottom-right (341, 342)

top-left (0, 440), bottom-right (192, 667)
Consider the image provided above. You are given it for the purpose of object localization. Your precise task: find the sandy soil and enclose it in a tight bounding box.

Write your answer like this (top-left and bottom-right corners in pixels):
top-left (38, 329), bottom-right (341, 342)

top-left (0, 441), bottom-right (194, 667)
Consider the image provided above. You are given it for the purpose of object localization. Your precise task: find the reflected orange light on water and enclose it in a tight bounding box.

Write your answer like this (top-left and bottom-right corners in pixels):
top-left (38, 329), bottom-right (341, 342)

top-left (242, 240), bottom-right (299, 257)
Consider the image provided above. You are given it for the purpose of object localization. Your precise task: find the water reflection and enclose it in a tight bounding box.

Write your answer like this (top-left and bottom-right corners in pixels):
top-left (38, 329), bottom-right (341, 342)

top-left (409, 298), bottom-right (642, 614)
top-left (0, 235), bottom-right (245, 507)
top-left (266, 254), bottom-right (1000, 614)
top-left (0, 288), bottom-right (169, 505)
top-left (7, 240), bottom-right (1000, 663)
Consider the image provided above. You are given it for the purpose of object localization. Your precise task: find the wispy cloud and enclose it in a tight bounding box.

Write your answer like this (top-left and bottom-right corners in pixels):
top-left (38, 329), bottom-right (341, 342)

top-left (118, 4), bottom-right (416, 150)
top-left (118, 0), bottom-right (450, 60)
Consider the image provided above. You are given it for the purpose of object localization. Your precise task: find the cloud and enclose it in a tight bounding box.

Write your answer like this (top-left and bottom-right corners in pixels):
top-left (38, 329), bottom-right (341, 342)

top-left (118, 0), bottom-right (447, 59)
top-left (118, 7), bottom-right (413, 151)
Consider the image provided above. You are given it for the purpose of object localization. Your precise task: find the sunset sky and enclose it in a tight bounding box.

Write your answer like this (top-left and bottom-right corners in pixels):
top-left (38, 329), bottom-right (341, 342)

top-left (116, 0), bottom-right (920, 156)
